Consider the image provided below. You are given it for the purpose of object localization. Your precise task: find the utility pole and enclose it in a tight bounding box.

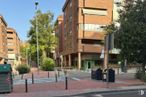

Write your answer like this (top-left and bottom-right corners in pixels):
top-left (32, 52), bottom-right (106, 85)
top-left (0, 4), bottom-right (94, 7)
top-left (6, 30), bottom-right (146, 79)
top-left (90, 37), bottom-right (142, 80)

top-left (104, 34), bottom-right (109, 70)
top-left (35, 1), bottom-right (39, 73)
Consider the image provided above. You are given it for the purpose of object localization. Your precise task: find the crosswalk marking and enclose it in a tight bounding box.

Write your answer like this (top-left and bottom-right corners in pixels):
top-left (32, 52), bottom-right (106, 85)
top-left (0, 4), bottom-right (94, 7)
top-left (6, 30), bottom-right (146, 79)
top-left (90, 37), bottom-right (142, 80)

top-left (13, 77), bottom-right (65, 85)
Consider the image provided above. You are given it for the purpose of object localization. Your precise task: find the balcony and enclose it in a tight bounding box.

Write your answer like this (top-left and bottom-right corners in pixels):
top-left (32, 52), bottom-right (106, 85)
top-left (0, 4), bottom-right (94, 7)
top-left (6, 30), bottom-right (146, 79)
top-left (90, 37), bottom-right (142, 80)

top-left (81, 44), bottom-right (103, 53)
top-left (84, 32), bottom-right (105, 40)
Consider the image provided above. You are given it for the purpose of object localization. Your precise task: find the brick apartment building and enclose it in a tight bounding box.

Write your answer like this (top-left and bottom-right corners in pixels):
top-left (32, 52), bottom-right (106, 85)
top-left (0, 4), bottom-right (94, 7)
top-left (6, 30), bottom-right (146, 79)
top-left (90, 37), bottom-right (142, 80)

top-left (0, 15), bottom-right (8, 64)
top-left (0, 15), bottom-right (21, 67)
top-left (56, 0), bottom-right (114, 70)
top-left (55, 15), bottom-right (64, 67)
top-left (6, 28), bottom-right (21, 67)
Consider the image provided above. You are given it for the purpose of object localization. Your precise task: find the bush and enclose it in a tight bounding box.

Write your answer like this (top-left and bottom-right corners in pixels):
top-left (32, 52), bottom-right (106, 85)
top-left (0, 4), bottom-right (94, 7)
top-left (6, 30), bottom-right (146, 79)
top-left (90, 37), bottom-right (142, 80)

top-left (135, 70), bottom-right (146, 82)
top-left (135, 70), bottom-right (143, 79)
top-left (141, 74), bottom-right (146, 82)
top-left (16, 64), bottom-right (30, 74)
top-left (41, 58), bottom-right (55, 71)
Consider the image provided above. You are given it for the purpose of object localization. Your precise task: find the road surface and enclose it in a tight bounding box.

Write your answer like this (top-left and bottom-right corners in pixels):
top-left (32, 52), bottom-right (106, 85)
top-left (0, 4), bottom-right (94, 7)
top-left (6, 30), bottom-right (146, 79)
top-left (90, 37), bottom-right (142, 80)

top-left (60, 90), bottom-right (146, 97)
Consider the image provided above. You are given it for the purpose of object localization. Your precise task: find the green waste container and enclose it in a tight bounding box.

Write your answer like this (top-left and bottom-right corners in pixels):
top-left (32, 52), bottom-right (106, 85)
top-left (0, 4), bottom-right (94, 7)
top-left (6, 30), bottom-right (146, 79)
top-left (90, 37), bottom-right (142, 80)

top-left (0, 64), bottom-right (13, 93)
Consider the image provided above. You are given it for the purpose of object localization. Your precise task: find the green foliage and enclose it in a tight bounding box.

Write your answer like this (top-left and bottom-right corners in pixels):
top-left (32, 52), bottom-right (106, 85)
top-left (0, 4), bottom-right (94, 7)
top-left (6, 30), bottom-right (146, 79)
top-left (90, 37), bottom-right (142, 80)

top-left (20, 43), bottom-right (30, 58)
top-left (135, 70), bottom-right (146, 82)
top-left (28, 10), bottom-right (57, 60)
top-left (135, 70), bottom-right (144, 79)
top-left (41, 58), bottom-right (55, 71)
top-left (20, 43), bottom-right (38, 66)
top-left (105, 0), bottom-right (146, 71)
top-left (116, 0), bottom-right (146, 64)
top-left (16, 64), bottom-right (30, 74)
top-left (141, 74), bottom-right (146, 82)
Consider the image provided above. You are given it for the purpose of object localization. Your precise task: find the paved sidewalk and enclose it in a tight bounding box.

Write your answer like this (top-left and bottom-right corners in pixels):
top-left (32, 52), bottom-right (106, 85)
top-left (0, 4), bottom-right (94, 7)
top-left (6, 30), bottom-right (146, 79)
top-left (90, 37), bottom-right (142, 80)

top-left (1, 69), bottom-right (146, 97)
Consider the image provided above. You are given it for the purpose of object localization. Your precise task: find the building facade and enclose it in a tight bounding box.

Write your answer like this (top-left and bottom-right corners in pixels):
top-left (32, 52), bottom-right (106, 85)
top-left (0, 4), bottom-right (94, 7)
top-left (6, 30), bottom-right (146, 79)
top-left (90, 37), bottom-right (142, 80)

top-left (62, 0), bottom-right (113, 70)
top-left (0, 15), bottom-right (8, 64)
top-left (6, 28), bottom-right (21, 67)
top-left (55, 15), bottom-right (64, 67)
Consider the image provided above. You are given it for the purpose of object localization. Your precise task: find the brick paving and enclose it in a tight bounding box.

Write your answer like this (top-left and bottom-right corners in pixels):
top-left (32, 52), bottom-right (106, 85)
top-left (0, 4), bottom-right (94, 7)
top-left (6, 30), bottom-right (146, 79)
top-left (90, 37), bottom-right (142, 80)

top-left (1, 68), bottom-right (145, 97)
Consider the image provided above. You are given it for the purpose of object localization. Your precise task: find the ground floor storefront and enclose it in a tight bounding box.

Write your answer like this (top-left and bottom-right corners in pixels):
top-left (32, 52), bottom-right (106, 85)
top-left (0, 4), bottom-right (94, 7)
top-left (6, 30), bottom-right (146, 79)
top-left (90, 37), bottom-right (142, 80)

top-left (60, 53), bottom-right (117, 70)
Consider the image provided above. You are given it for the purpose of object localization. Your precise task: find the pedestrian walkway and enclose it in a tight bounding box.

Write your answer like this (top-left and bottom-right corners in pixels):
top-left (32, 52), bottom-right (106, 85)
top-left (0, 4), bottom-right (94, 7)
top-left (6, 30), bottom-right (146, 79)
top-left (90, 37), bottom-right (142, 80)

top-left (13, 77), bottom-right (65, 85)
top-left (1, 68), bottom-right (145, 97)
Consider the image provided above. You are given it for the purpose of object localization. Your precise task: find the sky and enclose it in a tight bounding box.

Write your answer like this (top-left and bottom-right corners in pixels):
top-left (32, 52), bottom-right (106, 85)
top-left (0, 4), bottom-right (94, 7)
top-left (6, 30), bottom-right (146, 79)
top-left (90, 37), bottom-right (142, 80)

top-left (0, 0), bottom-right (65, 41)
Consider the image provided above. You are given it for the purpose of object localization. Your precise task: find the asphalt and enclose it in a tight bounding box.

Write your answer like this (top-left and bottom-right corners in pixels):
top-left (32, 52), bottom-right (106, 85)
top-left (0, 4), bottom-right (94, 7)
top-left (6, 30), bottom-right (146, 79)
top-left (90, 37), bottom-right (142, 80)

top-left (54, 84), bottom-right (146, 96)
top-left (60, 89), bottom-right (146, 97)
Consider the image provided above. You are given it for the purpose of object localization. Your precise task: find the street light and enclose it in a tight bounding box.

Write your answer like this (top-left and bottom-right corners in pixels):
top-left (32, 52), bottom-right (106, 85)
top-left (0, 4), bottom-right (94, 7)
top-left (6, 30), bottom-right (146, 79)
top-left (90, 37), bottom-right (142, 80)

top-left (35, 1), bottom-right (39, 72)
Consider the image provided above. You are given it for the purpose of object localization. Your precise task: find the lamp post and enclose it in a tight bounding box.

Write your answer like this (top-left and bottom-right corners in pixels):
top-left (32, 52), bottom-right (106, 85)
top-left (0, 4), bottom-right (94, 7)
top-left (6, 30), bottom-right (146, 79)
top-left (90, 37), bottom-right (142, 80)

top-left (35, 1), bottom-right (39, 72)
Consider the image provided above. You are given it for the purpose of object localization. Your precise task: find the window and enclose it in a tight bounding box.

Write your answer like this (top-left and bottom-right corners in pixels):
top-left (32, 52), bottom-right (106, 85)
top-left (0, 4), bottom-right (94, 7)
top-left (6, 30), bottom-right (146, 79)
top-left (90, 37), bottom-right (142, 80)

top-left (7, 32), bottom-right (13, 34)
top-left (7, 43), bottom-right (14, 46)
top-left (82, 8), bottom-right (107, 16)
top-left (69, 30), bottom-right (72, 34)
top-left (64, 12), bottom-right (66, 20)
top-left (79, 24), bottom-right (105, 32)
top-left (82, 39), bottom-right (104, 45)
top-left (64, 23), bottom-right (66, 35)
top-left (69, 2), bottom-right (72, 7)
top-left (8, 49), bottom-right (14, 51)
top-left (69, 16), bottom-right (72, 22)
top-left (7, 37), bottom-right (13, 40)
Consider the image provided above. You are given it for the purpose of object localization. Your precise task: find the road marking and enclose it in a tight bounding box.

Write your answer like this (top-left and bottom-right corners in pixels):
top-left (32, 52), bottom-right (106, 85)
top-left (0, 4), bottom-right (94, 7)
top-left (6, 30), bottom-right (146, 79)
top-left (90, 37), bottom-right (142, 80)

top-left (138, 90), bottom-right (145, 95)
top-left (93, 94), bottom-right (103, 97)
top-left (72, 77), bottom-right (80, 81)
top-left (13, 77), bottom-right (65, 85)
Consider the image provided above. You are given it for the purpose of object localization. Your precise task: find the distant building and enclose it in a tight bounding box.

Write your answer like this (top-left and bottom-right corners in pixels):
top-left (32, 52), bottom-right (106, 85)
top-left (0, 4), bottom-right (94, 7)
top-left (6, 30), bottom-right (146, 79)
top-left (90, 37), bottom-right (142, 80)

top-left (54, 15), bottom-right (64, 67)
top-left (61, 0), bottom-right (113, 69)
top-left (0, 15), bottom-right (8, 64)
top-left (6, 28), bottom-right (21, 68)
top-left (0, 15), bottom-right (21, 71)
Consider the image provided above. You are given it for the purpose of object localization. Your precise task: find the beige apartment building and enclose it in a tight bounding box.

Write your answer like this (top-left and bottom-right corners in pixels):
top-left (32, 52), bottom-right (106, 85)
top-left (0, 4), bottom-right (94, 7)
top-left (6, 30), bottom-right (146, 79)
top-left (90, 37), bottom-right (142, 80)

top-left (6, 28), bottom-right (21, 67)
top-left (0, 15), bottom-right (8, 64)
top-left (61, 0), bottom-right (114, 70)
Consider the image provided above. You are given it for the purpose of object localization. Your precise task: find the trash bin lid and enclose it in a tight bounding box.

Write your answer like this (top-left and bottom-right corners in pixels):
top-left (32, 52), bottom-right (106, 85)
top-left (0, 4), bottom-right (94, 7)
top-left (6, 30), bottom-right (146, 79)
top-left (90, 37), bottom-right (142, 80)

top-left (0, 64), bottom-right (12, 72)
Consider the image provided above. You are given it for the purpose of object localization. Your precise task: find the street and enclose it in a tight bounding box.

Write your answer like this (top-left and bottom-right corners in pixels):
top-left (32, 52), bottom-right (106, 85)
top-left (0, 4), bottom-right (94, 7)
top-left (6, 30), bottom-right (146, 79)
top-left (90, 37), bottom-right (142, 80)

top-left (60, 90), bottom-right (146, 97)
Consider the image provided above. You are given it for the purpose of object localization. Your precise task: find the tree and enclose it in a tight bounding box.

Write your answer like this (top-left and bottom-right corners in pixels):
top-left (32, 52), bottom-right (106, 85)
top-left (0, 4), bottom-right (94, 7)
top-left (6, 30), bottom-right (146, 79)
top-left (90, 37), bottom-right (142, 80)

top-left (20, 42), bottom-right (30, 62)
top-left (28, 10), bottom-right (57, 63)
top-left (105, 0), bottom-right (146, 72)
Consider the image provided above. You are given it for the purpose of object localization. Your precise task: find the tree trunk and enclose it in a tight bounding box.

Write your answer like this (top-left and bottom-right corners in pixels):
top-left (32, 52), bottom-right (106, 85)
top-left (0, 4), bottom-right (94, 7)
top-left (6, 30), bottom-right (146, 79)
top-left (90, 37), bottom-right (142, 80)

top-left (124, 59), bottom-right (127, 73)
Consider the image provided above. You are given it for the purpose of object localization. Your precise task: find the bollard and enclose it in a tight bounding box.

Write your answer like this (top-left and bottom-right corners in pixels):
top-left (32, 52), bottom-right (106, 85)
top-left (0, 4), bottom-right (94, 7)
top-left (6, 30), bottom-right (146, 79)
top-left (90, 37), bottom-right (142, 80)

top-left (55, 73), bottom-right (58, 82)
top-left (48, 71), bottom-right (49, 78)
top-left (32, 73), bottom-right (34, 84)
top-left (65, 76), bottom-right (68, 90)
top-left (25, 79), bottom-right (28, 93)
